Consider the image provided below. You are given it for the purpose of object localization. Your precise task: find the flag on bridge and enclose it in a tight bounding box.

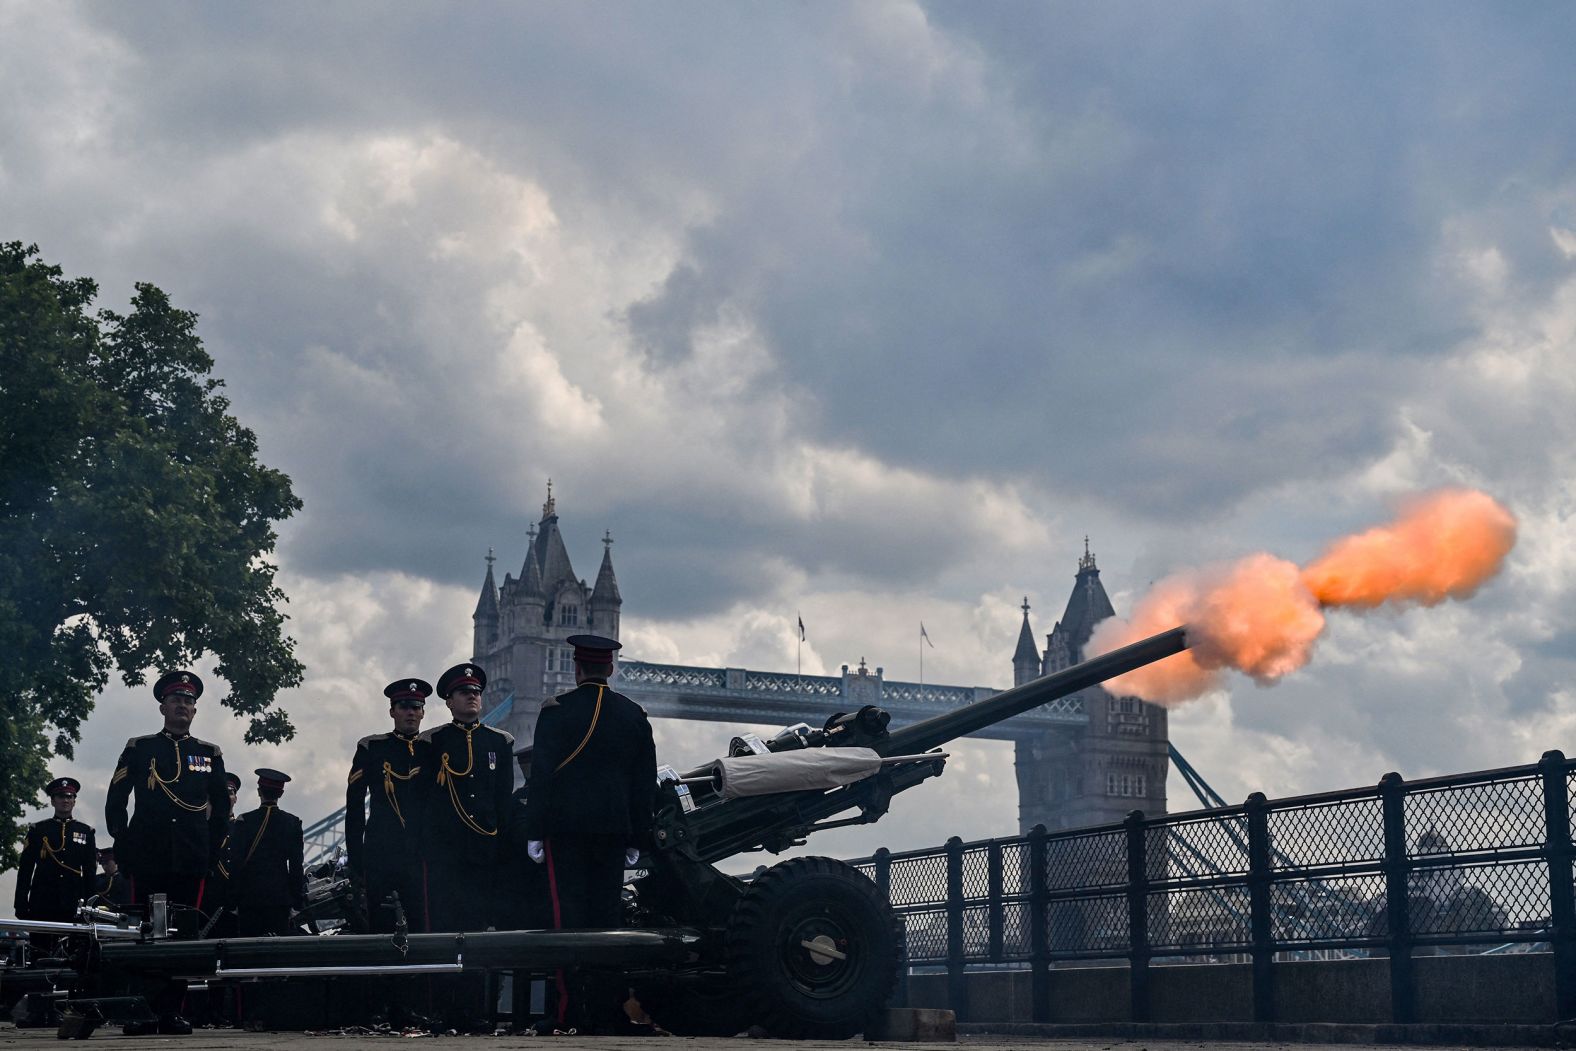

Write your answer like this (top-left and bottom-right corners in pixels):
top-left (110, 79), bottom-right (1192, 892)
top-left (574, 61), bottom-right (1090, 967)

top-left (921, 622), bottom-right (934, 648)
top-left (797, 614), bottom-right (806, 642)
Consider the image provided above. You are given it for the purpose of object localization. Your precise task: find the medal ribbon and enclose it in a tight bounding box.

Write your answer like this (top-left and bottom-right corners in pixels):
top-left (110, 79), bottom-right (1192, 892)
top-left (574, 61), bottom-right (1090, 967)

top-left (146, 737), bottom-right (211, 814)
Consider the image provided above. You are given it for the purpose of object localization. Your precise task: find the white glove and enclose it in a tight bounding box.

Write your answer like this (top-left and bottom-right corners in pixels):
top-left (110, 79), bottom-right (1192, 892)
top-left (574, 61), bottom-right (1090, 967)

top-left (527, 840), bottom-right (545, 864)
top-left (624, 846), bottom-right (641, 867)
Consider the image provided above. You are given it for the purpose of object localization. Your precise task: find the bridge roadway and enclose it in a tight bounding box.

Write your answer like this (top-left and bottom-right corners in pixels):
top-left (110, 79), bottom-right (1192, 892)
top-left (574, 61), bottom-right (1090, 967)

top-left (614, 657), bottom-right (1084, 740)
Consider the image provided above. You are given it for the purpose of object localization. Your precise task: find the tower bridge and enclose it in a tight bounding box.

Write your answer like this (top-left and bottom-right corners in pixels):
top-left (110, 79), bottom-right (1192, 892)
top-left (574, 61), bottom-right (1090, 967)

top-left (305, 490), bottom-right (1172, 864)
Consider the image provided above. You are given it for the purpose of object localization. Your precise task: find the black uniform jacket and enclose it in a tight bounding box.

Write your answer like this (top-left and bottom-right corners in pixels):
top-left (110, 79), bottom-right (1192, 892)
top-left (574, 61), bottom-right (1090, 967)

top-left (345, 731), bottom-right (431, 872)
top-left (94, 869), bottom-right (134, 908)
top-left (223, 803), bottom-right (305, 909)
top-left (106, 731), bottom-right (230, 877)
top-left (523, 679), bottom-right (658, 846)
top-left (420, 721), bottom-right (514, 864)
top-left (14, 818), bottom-right (96, 917)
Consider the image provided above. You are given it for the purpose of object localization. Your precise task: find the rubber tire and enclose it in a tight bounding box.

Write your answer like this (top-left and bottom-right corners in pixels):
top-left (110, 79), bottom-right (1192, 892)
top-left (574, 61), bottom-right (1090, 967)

top-left (725, 856), bottom-right (899, 1039)
top-left (630, 974), bottom-right (752, 1037)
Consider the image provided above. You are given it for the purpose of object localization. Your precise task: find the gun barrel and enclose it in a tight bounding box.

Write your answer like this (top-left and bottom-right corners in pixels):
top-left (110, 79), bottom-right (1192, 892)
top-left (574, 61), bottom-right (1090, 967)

top-left (878, 625), bottom-right (1188, 756)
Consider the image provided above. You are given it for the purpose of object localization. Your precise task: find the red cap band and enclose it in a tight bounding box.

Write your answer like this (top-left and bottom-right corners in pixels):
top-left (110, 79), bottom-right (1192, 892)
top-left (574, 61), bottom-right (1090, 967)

top-left (451, 676), bottom-right (482, 690)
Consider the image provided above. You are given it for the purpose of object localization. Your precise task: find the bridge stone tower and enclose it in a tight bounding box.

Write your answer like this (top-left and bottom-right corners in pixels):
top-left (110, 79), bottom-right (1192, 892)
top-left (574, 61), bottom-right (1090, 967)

top-left (1013, 542), bottom-right (1168, 832)
top-left (470, 483), bottom-right (622, 747)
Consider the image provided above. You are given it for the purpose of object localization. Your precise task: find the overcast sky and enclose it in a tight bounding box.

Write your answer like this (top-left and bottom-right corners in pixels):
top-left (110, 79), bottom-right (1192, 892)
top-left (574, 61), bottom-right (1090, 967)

top-left (5, 2), bottom-right (1576, 889)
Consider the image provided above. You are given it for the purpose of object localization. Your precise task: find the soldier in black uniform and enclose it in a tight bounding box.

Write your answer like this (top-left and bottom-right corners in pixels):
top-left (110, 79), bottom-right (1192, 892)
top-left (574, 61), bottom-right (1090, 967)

top-left (225, 769), bottom-right (304, 937)
top-left (14, 778), bottom-right (97, 937)
top-left (93, 847), bottom-right (133, 909)
top-left (523, 634), bottom-right (658, 1033)
top-left (209, 772), bottom-right (243, 937)
top-left (421, 663), bottom-right (513, 932)
top-left (346, 678), bottom-right (433, 933)
top-left (105, 670), bottom-right (230, 1036)
top-left (422, 663), bottom-right (513, 1032)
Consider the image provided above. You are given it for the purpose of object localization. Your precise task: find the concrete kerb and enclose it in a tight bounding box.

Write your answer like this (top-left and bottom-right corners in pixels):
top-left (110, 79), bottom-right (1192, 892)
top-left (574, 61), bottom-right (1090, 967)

top-left (958, 1021), bottom-right (1576, 1047)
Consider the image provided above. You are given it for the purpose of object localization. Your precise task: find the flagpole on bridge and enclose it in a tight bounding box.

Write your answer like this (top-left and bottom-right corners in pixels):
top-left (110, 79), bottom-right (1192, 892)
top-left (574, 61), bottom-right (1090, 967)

top-left (796, 611), bottom-right (805, 685)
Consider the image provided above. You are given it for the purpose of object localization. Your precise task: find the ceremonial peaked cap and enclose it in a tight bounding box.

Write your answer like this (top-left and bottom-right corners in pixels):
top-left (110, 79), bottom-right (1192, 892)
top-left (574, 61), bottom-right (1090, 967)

top-left (256, 768), bottom-right (292, 792)
top-left (565, 634), bottom-right (622, 663)
top-left (224, 772), bottom-right (242, 791)
top-left (96, 846), bottom-right (115, 860)
top-left (46, 776), bottom-right (81, 797)
top-left (436, 663), bottom-right (487, 698)
top-left (154, 670), bottom-right (203, 702)
top-left (384, 678), bottom-right (433, 705)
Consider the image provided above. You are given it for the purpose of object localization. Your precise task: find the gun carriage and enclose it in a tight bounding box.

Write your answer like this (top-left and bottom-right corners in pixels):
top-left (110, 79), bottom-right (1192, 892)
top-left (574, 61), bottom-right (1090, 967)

top-left (2, 627), bottom-right (1186, 1039)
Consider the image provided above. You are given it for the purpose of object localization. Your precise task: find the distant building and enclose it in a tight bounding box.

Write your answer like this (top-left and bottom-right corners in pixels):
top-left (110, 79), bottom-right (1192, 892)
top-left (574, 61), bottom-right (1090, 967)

top-left (469, 483), bottom-right (622, 747)
top-left (1012, 541), bottom-right (1169, 832)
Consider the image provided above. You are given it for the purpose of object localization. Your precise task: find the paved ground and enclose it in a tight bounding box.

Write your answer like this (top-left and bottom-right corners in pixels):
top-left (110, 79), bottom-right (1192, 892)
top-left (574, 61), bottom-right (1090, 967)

top-left (0, 1030), bottom-right (1561, 1051)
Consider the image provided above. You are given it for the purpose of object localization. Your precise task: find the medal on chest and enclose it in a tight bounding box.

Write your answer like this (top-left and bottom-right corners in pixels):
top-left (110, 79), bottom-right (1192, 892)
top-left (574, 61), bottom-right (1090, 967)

top-left (488, 751), bottom-right (497, 770)
top-left (186, 754), bottom-right (212, 773)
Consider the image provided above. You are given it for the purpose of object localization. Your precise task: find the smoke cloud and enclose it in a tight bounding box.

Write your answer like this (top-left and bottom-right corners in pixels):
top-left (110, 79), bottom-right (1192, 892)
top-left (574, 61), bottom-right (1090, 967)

top-left (1090, 488), bottom-right (1517, 704)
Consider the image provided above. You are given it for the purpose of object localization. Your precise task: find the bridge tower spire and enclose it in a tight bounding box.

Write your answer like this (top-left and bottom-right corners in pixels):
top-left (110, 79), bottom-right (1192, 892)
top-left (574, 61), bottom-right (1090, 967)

top-left (1013, 541), bottom-right (1168, 834)
top-left (472, 549), bottom-right (500, 659)
top-left (590, 530), bottom-right (622, 637)
top-left (1013, 597), bottom-right (1041, 687)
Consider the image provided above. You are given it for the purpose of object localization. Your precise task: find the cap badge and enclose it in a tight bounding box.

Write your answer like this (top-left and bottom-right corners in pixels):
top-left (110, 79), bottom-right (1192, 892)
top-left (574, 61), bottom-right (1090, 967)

top-left (465, 667), bottom-right (473, 677)
top-left (409, 682), bottom-right (418, 691)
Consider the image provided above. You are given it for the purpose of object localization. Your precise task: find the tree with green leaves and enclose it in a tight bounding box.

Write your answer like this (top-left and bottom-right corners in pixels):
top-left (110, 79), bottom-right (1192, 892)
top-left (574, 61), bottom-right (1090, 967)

top-left (0, 242), bottom-right (304, 871)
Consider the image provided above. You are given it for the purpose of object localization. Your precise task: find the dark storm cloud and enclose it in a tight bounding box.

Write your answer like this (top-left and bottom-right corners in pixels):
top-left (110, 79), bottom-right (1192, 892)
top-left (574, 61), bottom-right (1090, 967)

top-left (616, 2), bottom-right (1576, 515)
top-left (5, 2), bottom-right (1574, 621)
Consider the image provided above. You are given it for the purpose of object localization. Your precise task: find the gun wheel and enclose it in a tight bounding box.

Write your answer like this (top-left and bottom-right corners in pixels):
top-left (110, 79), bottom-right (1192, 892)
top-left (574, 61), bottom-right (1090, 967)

top-left (724, 856), bottom-right (899, 1040)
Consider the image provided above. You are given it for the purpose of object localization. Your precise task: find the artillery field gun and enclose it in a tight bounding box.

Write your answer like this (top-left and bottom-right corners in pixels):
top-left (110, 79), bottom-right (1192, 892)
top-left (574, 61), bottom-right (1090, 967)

top-left (1, 627), bottom-right (1187, 1039)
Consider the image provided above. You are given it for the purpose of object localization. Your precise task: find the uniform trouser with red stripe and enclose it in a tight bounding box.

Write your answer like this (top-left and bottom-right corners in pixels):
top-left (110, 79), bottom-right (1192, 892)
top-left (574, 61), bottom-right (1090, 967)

top-left (543, 834), bottom-right (627, 1031)
top-left (130, 872), bottom-right (207, 1018)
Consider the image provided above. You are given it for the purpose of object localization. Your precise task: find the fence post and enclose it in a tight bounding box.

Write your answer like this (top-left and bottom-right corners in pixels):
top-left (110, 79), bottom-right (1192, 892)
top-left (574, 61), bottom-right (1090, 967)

top-left (1125, 809), bottom-right (1150, 1023)
top-left (1245, 792), bottom-right (1275, 1023)
top-left (874, 847), bottom-right (907, 1007)
top-left (1028, 824), bottom-right (1050, 1023)
top-left (1539, 751), bottom-right (1576, 1020)
top-left (945, 836), bottom-right (968, 1021)
top-left (1379, 771), bottom-right (1414, 1024)
top-left (987, 841), bottom-right (1005, 962)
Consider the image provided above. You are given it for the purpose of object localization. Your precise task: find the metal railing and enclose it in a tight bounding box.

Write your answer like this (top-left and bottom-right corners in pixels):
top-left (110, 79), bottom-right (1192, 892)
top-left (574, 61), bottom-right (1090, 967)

top-left (849, 749), bottom-right (1576, 1024)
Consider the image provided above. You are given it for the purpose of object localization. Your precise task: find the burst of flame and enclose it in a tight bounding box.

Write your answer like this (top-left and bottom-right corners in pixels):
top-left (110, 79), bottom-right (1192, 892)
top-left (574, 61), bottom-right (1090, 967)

top-left (1088, 488), bottom-right (1517, 705)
